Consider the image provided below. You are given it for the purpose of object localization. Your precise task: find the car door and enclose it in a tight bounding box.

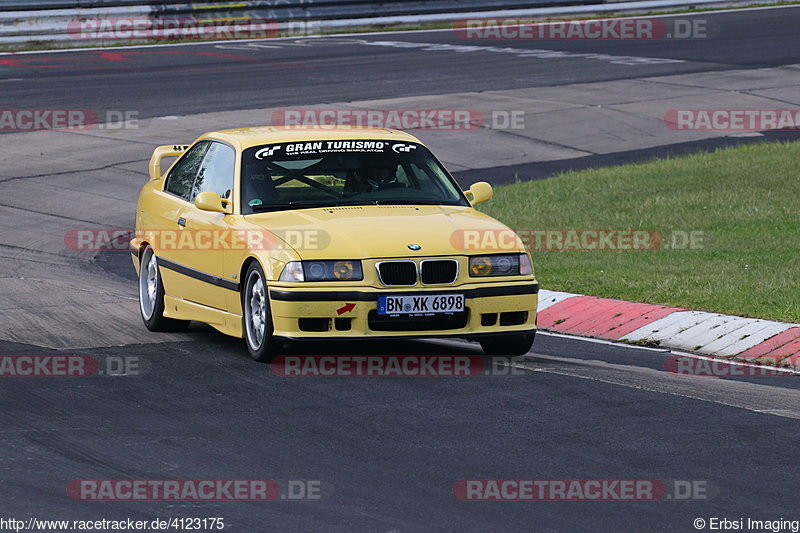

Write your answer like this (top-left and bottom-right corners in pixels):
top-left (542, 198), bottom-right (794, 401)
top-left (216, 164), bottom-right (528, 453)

top-left (148, 140), bottom-right (211, 301)
top-left (169, 140), bottom-right (237, 311)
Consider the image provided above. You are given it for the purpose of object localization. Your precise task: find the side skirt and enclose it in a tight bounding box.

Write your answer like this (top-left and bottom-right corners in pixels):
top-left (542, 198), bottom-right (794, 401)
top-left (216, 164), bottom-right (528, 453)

top-left (164, 294), bottom-right (244, 338)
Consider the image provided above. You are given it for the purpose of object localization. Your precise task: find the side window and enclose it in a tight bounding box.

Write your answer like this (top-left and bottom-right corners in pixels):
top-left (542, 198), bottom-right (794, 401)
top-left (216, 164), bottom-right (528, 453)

top-left (164, 142), bottom-right (210, 201)
top-left (190, 142), bottom-right (235, 202)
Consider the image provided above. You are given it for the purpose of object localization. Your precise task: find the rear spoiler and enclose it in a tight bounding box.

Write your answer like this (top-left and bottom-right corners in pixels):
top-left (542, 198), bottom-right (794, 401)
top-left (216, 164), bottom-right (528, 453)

top-left (149, 144), bottom-right (190, 180)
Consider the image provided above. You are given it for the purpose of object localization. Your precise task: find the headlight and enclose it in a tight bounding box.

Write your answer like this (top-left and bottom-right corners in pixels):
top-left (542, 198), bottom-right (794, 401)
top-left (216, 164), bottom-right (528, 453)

top-left (279, 260), bottom-right (363, 282)
top-left (469, 254), bottom-right (531, 277)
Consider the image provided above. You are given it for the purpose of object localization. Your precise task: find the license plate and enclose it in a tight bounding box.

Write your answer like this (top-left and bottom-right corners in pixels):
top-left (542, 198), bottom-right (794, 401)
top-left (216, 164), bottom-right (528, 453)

top-left (377, 294), bottom-right (465, 315)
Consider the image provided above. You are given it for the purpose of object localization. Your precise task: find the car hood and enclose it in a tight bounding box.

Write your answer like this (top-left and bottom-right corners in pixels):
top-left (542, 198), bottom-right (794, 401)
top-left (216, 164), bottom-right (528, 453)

top-left (244, 205), bottom-right (524, 260)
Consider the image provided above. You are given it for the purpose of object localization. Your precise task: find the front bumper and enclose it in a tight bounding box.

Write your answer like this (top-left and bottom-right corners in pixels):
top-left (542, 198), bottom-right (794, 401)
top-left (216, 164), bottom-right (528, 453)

top-left (268, 281), bottom-right (538, 340)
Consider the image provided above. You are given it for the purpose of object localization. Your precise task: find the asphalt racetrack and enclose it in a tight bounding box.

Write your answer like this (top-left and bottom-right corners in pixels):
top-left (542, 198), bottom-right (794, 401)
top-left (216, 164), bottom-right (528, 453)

top-left (1, 6), bottom-right (800, 532)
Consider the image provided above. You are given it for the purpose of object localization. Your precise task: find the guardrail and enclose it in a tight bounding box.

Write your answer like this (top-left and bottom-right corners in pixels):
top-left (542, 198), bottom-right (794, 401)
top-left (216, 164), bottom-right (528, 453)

top-left (0, 0), bottom-right (763, 49)
top-left (2, 0), bottom-right (609, 11)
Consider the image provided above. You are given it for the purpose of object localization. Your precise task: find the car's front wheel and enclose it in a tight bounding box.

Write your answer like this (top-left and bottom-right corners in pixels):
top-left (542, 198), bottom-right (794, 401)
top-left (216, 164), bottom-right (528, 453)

top-left (479, 332), bottom-right (535, 356)
top-left (138, 245), bottom-right (190, 332)
top-left (243, 261), bottom-right (281, 363)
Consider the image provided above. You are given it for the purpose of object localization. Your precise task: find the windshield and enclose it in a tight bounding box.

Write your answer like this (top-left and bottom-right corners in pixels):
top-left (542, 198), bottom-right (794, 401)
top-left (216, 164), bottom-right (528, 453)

top-left (240, 140), bottom-right (469, 214)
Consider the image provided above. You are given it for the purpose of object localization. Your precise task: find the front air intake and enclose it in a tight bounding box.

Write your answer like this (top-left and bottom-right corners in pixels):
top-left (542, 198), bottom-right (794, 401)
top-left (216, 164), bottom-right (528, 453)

top-left (420, 259), bottom-right (458, 285)
top-left (376, 261), bottom-right (417, 286)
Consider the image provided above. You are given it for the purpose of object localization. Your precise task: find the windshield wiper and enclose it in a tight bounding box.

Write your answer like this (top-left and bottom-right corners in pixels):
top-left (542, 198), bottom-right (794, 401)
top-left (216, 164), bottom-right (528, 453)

top-left (250, 201), bottom-right (332, 212)
top-left (250, 199), bottom-right (450, 212)
top-left (373, 199), bottom-right (445, 206)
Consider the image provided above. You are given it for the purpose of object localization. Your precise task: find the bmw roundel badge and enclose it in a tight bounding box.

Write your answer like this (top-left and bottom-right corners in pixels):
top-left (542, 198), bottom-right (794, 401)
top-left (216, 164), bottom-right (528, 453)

top-left (407, 244), bottom-right (422, 251)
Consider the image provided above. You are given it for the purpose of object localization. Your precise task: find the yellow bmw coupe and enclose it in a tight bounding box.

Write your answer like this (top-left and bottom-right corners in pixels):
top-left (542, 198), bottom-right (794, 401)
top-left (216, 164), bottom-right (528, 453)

top-left (132, 127), bottom-right (538, 362)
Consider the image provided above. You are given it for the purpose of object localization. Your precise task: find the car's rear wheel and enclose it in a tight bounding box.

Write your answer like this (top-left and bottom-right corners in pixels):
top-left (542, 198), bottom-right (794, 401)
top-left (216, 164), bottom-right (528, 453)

top-left (138, 245), bottom-right (190, 332)
top-left (243, 261), bottom-right (281, 363)
top-left (479, 332), bottom-right (535, 356)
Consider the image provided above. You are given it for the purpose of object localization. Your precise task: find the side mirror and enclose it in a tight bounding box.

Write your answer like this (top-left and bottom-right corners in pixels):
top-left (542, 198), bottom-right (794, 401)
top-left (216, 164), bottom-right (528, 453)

top-left (195, 191), bottom-right (231, 214)
top-left (465, 181), bottom-right (493, 206)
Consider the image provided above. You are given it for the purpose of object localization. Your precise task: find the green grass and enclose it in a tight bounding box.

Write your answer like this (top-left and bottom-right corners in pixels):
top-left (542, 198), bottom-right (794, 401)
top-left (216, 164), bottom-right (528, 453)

top-left (477, 141), bottom-right (800, 322)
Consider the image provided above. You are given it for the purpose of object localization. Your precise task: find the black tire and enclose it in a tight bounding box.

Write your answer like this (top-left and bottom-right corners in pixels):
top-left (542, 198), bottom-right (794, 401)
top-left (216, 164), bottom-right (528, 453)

top-left (138, 245), bottom-right (190, 332)
top-left (242, 261), bottom-right (282, 363)
top-left (479, 332), bottom-right (535, 357)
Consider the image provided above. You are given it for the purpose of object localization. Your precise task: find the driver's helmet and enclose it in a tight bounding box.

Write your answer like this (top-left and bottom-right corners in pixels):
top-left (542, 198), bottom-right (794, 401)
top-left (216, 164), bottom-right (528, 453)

top-left (363, 164), bottom-right (397, 189)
